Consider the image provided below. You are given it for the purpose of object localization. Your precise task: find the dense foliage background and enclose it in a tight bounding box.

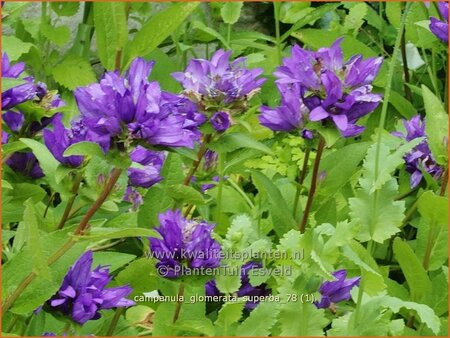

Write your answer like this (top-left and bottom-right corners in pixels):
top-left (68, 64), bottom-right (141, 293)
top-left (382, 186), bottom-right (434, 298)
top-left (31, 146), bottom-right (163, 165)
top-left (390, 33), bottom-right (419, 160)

top-left (1, 1), bottom-right (448, 337)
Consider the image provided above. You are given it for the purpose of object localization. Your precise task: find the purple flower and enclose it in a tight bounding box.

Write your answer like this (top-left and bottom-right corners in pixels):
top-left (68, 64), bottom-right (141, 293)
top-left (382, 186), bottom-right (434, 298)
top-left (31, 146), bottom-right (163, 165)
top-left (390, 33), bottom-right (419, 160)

top-left (149, 210), bottom-right (221, 278)
top-left (211, 111), bottom-right (231, 132)
top-left (1, 53), bottom-right (37, 110)
top-left (123, 186), bottom-right (144, 211)
top-left (47, 251), bottom-right (135, 324)
top-left (393, 115), bottom-right (443, 188)
top-left (266, 38), bottom-right (383, 137)
top-left (259, 83), bottom-right (307, 132)
top-left (6, 152), bottom-right (44, 179)
top-left (172, 49), bottom-right (266, 109)
top-left (314, 269), bottom-right (360, 309)
top-left (43, 114), bottom-right (104, 167)
top-left (127, 146), bottom-right (165, 188)
top-left (205, 261), bottom-right (271, 310)
top-left (74, 58), bottom-right (202, 149)
top-left (200, 175), bottom-right (228, 193)
top-left (430, 2), bottom-right (448, 42)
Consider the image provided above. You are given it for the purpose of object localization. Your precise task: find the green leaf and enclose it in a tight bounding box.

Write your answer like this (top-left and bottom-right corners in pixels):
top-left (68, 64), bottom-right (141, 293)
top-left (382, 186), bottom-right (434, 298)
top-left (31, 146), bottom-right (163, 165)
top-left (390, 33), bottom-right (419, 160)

top-left (364, 295), bottom-right (440, 335)
top-left (220, 2), bottom-right (243, 25)
top-left (77, 227), bottom-right (157, 241)
top-left (63, 141), bottom-right (105, 158)
top-left (51, 56), bottom-right (97, 90)
top-left (40, 22), bottom-right (71, 47)
top-left (215, 267), bottom-right (241, 294)
top-left (281, 3), bottom-right (340, 41)
top-left (167, 184), bottom-right (205, 205)
top-left (50, 2), bottom-right (80, 16)
top-left (280, 2), bottom-right (312, 24)
top-left (388, 90), bottom-right (417, 119)
top-left (279, 301), bottom-right (328, 336)
top-left (236, 301), bottom-right (279, 336)
top-left (92, 252), bottom-right (136, 272)
top-left (343, 3), bottom-right (367, 33)
top-left (209, 132), bottom-right (274, 156)
top-left (23, 200), bottom-right (50, 279)
top-left (393, 238), bottom-right (432, 302)
top-left (192, 20), bottom-right (230, 50)
top-left (311, 142), bottom-right (370, 198)
top-left (2, 36), bottom-right (33, 61)
top-left (2, 141), bottom-right (28, 157)
top-left (1, 78), bottom-right (27, 92)
top-left (422, 85), bottom-right (448, 166)
top-left (251, 171), bottom-right (297, 237)
top-left (137, 153), bottom-right (183, 227)
top-left (416, 192), bottom-right (448, 271)
top-left (385, 2), bottom-right (402, 28)
top-left (93, 2), bottom-right (128, 70)
top-left (122, 2), bottom-right (199, 69)
top-left (215, 302), bottom-right (244, 336)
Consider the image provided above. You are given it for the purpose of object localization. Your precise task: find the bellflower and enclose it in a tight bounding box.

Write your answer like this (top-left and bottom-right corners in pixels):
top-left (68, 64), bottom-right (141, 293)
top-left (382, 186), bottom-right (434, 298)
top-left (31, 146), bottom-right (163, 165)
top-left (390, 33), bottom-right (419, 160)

top-left (149, 209), bottom-right (221, 278)
top-left (260, 82), bottom-right (313, 140)
top-left (203, 149), bottom-right (218, 171)
top-left (74, 58), bottom-right (202, 150)
top-left (1, 53), bottom-right (36, 110)
top-left (43, 114), bottom-right (106, 167)
top-left (393, 115), bottom-right (443, 188)
top-left (269, 38), bottom-right (382, 137)
top-left (210, 111), bottom-right (231, 132)
top-left (205, 261), bottom-right (271, 310)
top-left (314, 269), bottom-right (360, 309)
top-left (6, 152), bottom-right (44, 179)
top-left (47, 251), bottom-right (134, 325)
top-left (128, 145), bottom-right (165, 188)
top-left (172, 49), bottom-right (266, 110)
top-left (430, 2), bottom-right (449, 42)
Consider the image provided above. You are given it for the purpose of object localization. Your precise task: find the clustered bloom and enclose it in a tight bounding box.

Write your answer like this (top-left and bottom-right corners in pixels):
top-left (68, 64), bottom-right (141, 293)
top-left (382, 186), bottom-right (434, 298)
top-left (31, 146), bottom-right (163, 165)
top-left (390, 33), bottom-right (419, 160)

top-left (74, 58), bottom-right (204, 150)
top-left (47, 251), bottom-right (134, 324)
top-left (205, 261), bottom-right (271, 310)
top-left (393, 115), bottom-right (443, 188)
top-left (314, 269), bottom-right (360, 309)
top-left (2, 53), bottom-right (64, 178)
top-left (210, 111), bottom-right (231, 132)
top-left (149, 209), bottom-right (221, 278)
top-left (127, 146), bottom-right (165, 188)
top-left (260, 38), bottom-right (383, 138)
top-left (173, 49), bottom-right (266, 116)
top-left (430, 2), bottom-right (448, 43)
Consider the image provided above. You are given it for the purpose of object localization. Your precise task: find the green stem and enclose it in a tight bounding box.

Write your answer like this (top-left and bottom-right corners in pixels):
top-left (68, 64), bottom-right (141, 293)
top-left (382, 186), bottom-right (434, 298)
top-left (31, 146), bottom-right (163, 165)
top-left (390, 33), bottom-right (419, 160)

top-left (172, 282), bottom-right (185, 323)
top-left (299, 137), bottom-right (325, 233)
top-left (273, 1), bottom-right (282, 65)
top-left (227, 24), bottom-right (231, 47)
top-left (107, 308), bottom-right (124, 336)
top-left (215, 152), bottom-right (225, 222)
top-left (293, 147), bottom-right (310, 220)
top-left (57, 174), bottom-right (83, 230)
top-left (183, 134), bottom-right (212, 186)
top-left (228, 176), bottom-right (254, 209)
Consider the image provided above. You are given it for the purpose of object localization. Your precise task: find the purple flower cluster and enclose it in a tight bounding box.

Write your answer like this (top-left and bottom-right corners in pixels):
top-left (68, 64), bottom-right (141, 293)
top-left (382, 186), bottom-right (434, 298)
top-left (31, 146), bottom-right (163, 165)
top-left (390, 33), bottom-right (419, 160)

top-left (205, 261), bottom-right (271, 310)
top-left (2, 53), bottom-right (63, 178)
top-left (173, 49), bottom-right (266, 133)
top-left (430, 2), bottom-right (448, 43)
top-left (75, 58), bottom-right (204, 150)
top-left (260, 38), bottom-right (383, 138)
top-left (47, 251), bottom-right (134, 324)
top-left (314, 269), bottom-right (360, 309)
top-left (393, 115), bottom-right (443, 188)
top-left (173, 49), bottom-right (266, 108)
top-left (149, 209), bottom-right (221, 278)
